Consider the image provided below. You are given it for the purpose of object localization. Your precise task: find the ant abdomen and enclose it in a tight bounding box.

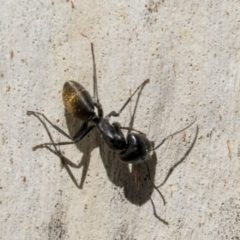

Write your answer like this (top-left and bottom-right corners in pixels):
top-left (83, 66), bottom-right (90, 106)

top-left (62, 81), bottom-right (95, 121)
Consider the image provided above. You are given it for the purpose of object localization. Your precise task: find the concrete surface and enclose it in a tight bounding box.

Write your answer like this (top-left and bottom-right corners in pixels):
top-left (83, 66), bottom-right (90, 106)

top-left (1, 0), bottom-right (240, 239)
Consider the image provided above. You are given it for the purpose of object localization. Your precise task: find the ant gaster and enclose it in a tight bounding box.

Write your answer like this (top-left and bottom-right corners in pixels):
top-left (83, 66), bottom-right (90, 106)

top-left (27, 43), bottom-right (196, 205)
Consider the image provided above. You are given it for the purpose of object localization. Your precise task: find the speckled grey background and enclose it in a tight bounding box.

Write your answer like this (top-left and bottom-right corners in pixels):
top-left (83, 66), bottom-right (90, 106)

top-left (1, 0), bottom-right (240, 239)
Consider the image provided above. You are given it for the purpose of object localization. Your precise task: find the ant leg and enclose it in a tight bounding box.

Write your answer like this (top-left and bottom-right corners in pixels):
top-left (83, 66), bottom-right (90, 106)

top-left (27, 111), bottom-right (73, 140)
top-left (111, 77), bottom-right (149, 135)
top-left (33, 125), bottom-right (95, 150)
top-left (30, 111), bottom-right (85, 188)
top-left (127, 76), bottom-right (147, 135)
top-left (109, 78), bottom-right (149, 136)
top-left (44, 146), bottom-right (83, 189)
top-left (106, 79), bottom-right (150, 119)
top-left (27, 110), bottom-right (59, 153)
top-left (27, 111), bottom-right (95, 150)
top-left (27, 110), bottom-right (93, 142)
top-left (46, 145), bottom-right (89, 189)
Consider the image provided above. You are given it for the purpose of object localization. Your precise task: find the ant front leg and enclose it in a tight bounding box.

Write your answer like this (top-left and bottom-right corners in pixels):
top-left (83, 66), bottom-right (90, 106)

top-left (104, 79), bottom-right (150, 137)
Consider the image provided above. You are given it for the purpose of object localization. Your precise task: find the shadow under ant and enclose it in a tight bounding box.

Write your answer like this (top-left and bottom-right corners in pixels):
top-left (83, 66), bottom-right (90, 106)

top-left (61, 81), bottom-right (159, 205)
top-left (32, 109), bottom-right (198, 226)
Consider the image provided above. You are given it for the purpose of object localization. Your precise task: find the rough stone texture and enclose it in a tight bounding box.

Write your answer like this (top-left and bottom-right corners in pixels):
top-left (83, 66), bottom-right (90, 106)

top-left (1, 0), bottom-right (240, 239)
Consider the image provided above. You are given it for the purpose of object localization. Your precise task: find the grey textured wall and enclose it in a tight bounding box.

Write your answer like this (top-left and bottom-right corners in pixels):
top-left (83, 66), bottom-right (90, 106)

top-left (1, 0), bottom-right (240, 239)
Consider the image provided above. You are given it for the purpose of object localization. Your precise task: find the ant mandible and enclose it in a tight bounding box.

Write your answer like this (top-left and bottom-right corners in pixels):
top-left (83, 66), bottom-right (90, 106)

top-left (27, 43), bottom-right (197, 205)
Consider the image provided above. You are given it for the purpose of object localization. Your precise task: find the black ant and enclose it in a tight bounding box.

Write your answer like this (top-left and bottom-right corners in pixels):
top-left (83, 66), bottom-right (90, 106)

top-left (27, 43), bottom-right (197, 206)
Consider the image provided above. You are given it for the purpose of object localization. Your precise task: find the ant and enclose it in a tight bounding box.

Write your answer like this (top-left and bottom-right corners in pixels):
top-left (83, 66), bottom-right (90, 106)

top-left (27, 43), bottom-right (197, 206)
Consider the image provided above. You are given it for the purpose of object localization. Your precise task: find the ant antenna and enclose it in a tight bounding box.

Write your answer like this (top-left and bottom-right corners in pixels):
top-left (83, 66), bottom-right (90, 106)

top-left (152, 117), bottom-right (197, 151)
top-left (157, 124), bottom-right (199, 188)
